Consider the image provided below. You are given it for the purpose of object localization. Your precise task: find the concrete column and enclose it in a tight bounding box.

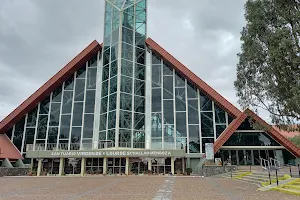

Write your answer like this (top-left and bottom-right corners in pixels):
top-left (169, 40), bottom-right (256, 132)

top-left (148, 159), bottom-right (152, 171)
top-left (103, 157), bottom-right (107, 174)
top-left (125, 157), bottom-right (129, 175)
top-left (37, 159), bottom-right (42, 176)
top-left (171, 157), bottom-right (175, 175)
top-left (182, 158), bottom-right (185, 173)
top-left (59, 158), bottom-right (64, 176)
top-left (81, 158), bottom-right (86, 176)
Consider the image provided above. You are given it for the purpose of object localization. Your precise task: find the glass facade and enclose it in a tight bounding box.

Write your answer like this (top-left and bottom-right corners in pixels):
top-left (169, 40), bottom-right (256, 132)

top-left (100, 0), bottom-right (147, 148)
top-left (9, 54), bottom-right (99, 153)
top-left (150, 52), bottom-right (230, 153)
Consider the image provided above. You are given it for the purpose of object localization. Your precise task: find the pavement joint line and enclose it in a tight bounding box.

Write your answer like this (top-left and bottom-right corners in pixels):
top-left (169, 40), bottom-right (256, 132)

top-left (207, 178), bottom-right (244, 200)
top-left (65, 177), bottom-right (131, 200)
top-left (152, 177), bottom-right (175, 200)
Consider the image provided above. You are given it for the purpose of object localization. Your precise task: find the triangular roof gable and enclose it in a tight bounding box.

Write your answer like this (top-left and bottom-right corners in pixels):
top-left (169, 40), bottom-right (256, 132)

top-left (145, 37), bottom-right (242, 118)
top-left (0, 40), bottom-right (102, 134)
top-left (0, 134), bottom-right (23, 160)
top-left (214, 108), bottom-right (300, 157)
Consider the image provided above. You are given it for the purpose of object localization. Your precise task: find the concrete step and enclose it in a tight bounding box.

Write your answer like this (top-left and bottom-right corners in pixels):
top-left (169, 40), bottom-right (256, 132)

top-left (238, 177), bottom-right (261, 184)
top-left (238, 176), bottom-right (269, 183)
top-left (274, 187), bottom-right (300, 196)
top-left (283, 184), bottom-right (300, 190)
top-left (250, 173), bottom-right (284, 179)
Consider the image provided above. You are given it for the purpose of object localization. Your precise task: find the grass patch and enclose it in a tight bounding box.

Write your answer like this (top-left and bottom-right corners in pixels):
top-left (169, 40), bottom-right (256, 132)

top-left (261, 174), bottom-right (291, 187)
top-left (234, 172), bottom-right (252, 179)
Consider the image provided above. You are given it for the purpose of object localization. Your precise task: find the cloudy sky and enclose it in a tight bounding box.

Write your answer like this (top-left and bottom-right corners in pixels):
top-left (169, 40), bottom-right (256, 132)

top-left (1, 0), bottom-right (269, 121)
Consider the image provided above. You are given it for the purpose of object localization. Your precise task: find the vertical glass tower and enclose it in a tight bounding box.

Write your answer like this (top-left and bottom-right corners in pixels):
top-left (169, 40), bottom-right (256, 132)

top-left (97, 0), bottom-right (147, 148)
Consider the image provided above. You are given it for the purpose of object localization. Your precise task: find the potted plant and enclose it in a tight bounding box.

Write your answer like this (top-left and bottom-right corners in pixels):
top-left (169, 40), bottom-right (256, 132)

top-left (186, 168), bottom-right (193, 175)
top-left (175, 169), bottom-right (181, 176)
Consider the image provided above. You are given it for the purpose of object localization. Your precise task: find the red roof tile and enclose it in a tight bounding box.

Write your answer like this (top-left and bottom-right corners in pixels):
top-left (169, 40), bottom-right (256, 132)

top-left (0, 40), bottom-right (101, 134)
top-left (145, 37), bottom-right (242, 118)
top-left (0, 134), bottom-right (23, 160)
top-left (214, 108), bottom-right (300, 157)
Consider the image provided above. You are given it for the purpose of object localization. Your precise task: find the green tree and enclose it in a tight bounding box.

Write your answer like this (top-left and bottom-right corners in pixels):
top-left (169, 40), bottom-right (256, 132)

top-left (289, 135), bottom-right (300, 147)
top-left (235, 0), bottom-right (300, 130)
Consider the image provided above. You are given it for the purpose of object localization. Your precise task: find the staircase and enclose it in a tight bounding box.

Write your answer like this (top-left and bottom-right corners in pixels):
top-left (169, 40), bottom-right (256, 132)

top-left (274, 179), bottom-right (300, 195)
top-left (221, 170), bottom-right (288, 186)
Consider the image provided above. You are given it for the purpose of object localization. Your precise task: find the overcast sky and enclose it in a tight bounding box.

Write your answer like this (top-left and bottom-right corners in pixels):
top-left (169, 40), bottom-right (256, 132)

top-left (1, 0), bottom-right (269, 121)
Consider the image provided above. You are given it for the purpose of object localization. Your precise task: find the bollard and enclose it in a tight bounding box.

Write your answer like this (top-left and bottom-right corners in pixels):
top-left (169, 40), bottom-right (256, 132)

top-left (290, 165), bottom-right (292, 178)
top-left (275, 169), bottom-right (279, 186)
top-left (268, 169), bottom-right (272, 185)
top-left (250, 165), bottom-right (251, 172)
top-left (231, 167), bottom-right (232, 179)
top-left (298, 164), bottom-right (300, 178)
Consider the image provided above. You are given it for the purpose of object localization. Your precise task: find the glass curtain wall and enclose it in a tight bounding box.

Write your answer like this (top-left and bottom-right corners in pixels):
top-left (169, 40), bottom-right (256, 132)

top-left (150, 52), bottom-right (230, 153)
top-left (9, 54), bottom-right (99, 152)
top-left (100, 0), bottom-right (147, 148)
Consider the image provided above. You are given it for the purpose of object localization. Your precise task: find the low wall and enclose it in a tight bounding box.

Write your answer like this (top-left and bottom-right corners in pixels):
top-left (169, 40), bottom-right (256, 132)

top-left (203, 165), bottom-right (237, 177)
top-left (0, 168), bottom-right (30, 177)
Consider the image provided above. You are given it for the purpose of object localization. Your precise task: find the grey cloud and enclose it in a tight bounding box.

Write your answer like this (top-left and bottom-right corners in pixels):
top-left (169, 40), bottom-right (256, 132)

top-left (0, 0), bottom-right (250, 121)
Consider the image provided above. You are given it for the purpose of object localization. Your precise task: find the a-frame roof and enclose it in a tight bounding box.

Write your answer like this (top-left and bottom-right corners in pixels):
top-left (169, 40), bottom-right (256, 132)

top-left (145, 38), bottom-right (242, 118)
top-left (0, 40), bottom-right (101, 134)
top-left (214, 108), bottom-right (300, 157)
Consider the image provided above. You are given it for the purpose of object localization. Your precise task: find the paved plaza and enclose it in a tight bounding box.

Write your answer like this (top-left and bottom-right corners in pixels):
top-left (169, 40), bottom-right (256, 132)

top-left (0, 176), bottom-right (298, 200)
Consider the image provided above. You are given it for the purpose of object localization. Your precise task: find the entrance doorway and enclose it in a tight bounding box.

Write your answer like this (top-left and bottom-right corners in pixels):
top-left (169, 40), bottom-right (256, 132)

top-left (107, 158), bottom-right (126, 174)
top-left (129, 158), bottom-right (148, 175)
top-left (151, 158), bottom-right (171, 175)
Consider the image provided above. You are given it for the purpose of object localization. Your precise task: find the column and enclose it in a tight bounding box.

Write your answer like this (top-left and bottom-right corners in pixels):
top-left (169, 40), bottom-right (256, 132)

top-left (81, 158), bottom-right (86, 176)
top-left (59, 158), bottom-right (64, 176)
top-left (171, 157), bottom-right (175, 175)
top-left (103, 157), bottom-right (107, 174)
top-left (148, 159), bottom-right (152, 171)
top-left (125, 157), bottom-right (129, 175)
top-left (37, 159), bottom-right (42, 176)
top-left (182, 158), bottom-right (185, 173)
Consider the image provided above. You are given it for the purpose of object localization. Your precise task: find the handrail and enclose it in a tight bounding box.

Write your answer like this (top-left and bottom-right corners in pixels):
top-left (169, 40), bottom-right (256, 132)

top-left (260, 158), bottom-right (270, 170)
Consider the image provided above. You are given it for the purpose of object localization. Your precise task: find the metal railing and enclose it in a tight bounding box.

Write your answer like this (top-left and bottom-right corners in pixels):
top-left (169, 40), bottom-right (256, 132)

top-left (260, 158), bottom-right (270, 170)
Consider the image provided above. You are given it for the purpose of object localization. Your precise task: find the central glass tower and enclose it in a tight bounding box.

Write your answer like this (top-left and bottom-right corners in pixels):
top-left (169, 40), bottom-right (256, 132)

top-left (95, 0), bottom-right (147, 148)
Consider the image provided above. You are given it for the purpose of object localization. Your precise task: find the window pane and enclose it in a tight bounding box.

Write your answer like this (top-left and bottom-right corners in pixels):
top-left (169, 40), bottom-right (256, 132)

top-left (108, 111), bottom-right (116, 129)
top-left (224, 132), bottom-right (281, 146)
top-left (37, 115), bottom-right (48, 139)
top-left (26, 107), bottom-right (38, 127)
top-left (200, 92), bottom-right (212, 111)
top-left (101, 97), bottom-right (108, 114)
top-left (71, 127), bottom-right (81, 143)
top-left (164, 100), bottom-right (174, 124)
top-left (187, 82), bottom-right (197, 99)
top-left (120, 93), bottom-right (132, 111)
top-left (176, 112), bottom-right (186, 137)
top-left (152, 65), bottom-right (161, 87)
top-left (215, 105), bottom-right (226, 124)
top-left (134, 96), bottom-right (145, 113)
top-left (77, 66), bottom-right (86, 78)
top-left (175, 89), bottom-right (186, 111)
top-left (121, 76), bottom-right (132, 93)
top-left (119, 111), bottom-right (132, 129)
top-left (75, 79), bottom-right (85, 101)
top-left (163, 63), bottom-right (173, 75)
top-left (48, 127), bottom-right (58, 144)
top-left (152, 53), bottom-right (161, 65)
top-left (163, 76), bottom-right (173, 99)
top-left (85, 90), bottom-right (96, 113)
top-left (62, 91), bottom-right (73, 114)
top-left (110, 76), bottom-right (118, 94)
top-left (110, 60), bottom-right (118, 78)
top-left (152, 88), bottom-right (161, 112)
top-left (49, 103), bottom-right (61, 126)
top-left (64, 76), bottom-right (74, 90)
top-left (87, 68), bottom-right (97, 89)
top-left (201, 112), bottom-right (214, 137)
top-left (189, 125), bottom-right (200, 153)
top-left (39, 96), bottom-right (50, 114)
top-left (13, 117), bottom-right (25, 151)
top-left (135, 79), bottom-right (145, 96)
top-left (121, 59), bottom-right (133, 77)
top-left (60, 115), bottom-right (71, 139)
top-left (52, 87), bottom-right (62, 102)
top-left (188, 100), bottom-right (199, 124)
top-left (72, 102), bottom-right (83, 126)
top-left (151, 113), bottom-right (162, 137)
top-left (102, 80), bottom-right (109, 97)
top-left (216, 125), bottom-right (226, 138)
top-left (102, 65), bottom-right (109, 81)
top-left (134, 113), bottom-right (145, 130)
top-left (83, 114), bottom-right (94, 138)
top-left (202, 138), bottom-right (214, 153)
top-left (99, 114), bottom-right (107, 131)
top-left (175, 72), bottom-right (185, 87)
top-left (24, 128), bottom-right (35, 151)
